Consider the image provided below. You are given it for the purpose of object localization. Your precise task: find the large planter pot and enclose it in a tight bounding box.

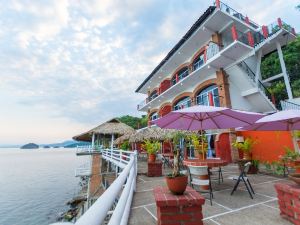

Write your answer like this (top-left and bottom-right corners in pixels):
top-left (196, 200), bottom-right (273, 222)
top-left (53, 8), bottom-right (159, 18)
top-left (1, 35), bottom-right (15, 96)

top-left (294, 159), bottom-right (300, 173)
top-left (243, 152), bottom-right (251, 160)
top-left (165, 175), bottom-right (188, 195)
top-left (198, 152), bottom-right (207, 160)
top-left (148, 154), bottom-right (156, 163)
top-left (288, 173), bottom-right (300, 186)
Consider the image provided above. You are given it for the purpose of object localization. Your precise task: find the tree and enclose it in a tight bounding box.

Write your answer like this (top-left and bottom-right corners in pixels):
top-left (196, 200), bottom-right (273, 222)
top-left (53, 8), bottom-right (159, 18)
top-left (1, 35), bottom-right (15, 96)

top-left (261, 36), bottom-right (300, 100)
top-left (118, 115), bottom-right (147, 129)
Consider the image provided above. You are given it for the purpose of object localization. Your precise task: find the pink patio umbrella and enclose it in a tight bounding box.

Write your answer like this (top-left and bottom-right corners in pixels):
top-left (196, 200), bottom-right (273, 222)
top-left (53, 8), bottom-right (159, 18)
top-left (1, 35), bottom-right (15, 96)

top-left (240, 109), bottom-right (300, 131)
top-left (152, 105), bottom-right (264, 159)
top-left (153, 105), bottom-right (264, 131)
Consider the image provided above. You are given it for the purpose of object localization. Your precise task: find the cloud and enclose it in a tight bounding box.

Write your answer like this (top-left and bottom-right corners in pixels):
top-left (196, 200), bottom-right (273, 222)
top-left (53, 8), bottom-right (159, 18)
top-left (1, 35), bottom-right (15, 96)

top-left (0, 0), bottom-right (299, 143)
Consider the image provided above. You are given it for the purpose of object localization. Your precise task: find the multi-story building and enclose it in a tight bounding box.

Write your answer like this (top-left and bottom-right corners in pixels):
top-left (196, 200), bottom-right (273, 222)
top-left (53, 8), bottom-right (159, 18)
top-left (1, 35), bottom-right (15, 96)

top-left (136, 1), bottom-right (298, 124)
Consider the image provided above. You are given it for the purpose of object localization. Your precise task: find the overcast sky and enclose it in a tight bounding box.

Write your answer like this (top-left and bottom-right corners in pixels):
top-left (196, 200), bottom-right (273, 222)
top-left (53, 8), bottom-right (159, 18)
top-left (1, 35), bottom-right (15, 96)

top-left (0, 0), bottom-right (299, 145)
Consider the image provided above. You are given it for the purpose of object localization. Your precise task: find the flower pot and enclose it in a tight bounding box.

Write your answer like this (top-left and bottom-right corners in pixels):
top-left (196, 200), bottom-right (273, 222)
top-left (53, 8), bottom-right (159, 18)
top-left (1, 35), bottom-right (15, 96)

top-left (148, 154), bottom-right (156, 163)
top-left (294, 159), bottom-right (300, 173)
top-left (198, 152), bottom-right (207, 160)
top-left (243, 152), bottom-right (251, 160)
top-left (165, 175), bottom-right (188, 195)
top-left (288, 173), bottom-right (300, 186)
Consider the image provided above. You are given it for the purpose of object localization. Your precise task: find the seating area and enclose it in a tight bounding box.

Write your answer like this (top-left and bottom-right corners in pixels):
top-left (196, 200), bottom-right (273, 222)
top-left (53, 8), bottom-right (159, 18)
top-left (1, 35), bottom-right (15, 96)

top-left (128, 160), bottom-right (293, 225)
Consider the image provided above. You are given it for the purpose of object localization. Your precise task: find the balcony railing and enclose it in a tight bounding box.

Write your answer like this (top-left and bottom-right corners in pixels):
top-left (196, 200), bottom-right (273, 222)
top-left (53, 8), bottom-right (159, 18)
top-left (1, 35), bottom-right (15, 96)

top-left (206, 42), bottom-right (220, 61)
top-left (76, 145), bottom-right (103, 155)
top-left (52, 149), bottom-right (137, 225)
top-left (215, 1), bottom-right (260, 29)
top-left (173, 99), bottom-right (192, 111)
top-left (280, 100), bottom-right (300, 110)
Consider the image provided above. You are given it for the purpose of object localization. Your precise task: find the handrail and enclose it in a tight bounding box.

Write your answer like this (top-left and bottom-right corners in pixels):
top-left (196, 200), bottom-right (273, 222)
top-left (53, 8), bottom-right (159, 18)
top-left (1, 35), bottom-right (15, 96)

top-left (51, 149), bottom-right (137, 225)
top-left (238, 61), bottom-right (274, 107)
top-left (280, 100), bottom-right (300, 110)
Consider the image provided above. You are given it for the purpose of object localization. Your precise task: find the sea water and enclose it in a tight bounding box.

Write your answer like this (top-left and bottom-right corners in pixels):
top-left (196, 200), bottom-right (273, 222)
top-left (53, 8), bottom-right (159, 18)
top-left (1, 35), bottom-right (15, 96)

top-left (0, 148), bottom-right (89, 225)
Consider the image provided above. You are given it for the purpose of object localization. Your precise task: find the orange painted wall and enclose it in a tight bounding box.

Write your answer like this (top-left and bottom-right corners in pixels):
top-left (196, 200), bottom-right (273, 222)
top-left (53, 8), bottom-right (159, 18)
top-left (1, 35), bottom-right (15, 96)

top-left (237, 131), bottom-right (294, 163)
top-left (215, 133), bottom-right (232, 163)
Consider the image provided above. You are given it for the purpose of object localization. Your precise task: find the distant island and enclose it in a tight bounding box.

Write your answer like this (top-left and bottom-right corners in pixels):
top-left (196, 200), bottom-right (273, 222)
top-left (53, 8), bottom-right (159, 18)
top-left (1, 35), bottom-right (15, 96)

top-left (20, 143), bottom-right (39, 149)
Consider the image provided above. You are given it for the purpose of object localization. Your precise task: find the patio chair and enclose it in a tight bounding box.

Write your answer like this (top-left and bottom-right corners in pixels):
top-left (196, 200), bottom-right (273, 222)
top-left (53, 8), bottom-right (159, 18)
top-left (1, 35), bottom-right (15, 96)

top-left (188, 165), bottom-right (213, 205)
top-left (207, 157), bottom-right (223, 184)
top-left (229, 162), bottom-right (255, 199)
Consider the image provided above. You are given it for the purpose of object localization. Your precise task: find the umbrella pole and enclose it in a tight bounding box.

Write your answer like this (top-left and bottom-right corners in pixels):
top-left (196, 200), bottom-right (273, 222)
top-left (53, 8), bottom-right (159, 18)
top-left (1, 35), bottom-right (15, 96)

top-left (201, 130), bottom-right (204, 160)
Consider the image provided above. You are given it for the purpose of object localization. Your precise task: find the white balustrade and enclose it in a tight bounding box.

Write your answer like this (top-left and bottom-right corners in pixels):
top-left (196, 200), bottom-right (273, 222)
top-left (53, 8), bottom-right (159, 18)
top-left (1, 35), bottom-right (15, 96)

top-left (51, 149), bottom-right (137, 225)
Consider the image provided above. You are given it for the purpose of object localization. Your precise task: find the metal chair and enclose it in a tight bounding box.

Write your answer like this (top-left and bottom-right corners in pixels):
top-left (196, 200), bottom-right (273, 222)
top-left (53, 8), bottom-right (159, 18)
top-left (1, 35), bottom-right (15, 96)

top-left (229, 162), bottom-right (255, 199)
top-left (208, 157), bottom-right (224, 184)
top-left (188, 165), bottom-right (213, 205)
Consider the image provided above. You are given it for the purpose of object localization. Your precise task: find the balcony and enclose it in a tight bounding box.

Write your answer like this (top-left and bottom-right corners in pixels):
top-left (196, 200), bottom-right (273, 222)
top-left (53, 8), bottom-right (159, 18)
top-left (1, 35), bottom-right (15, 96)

top-left (76, 145), bottom-right (102, 156)
top-left (137, 38), bottom-right (253, 111)
top-left (215, 1), bottom-right (260, 30)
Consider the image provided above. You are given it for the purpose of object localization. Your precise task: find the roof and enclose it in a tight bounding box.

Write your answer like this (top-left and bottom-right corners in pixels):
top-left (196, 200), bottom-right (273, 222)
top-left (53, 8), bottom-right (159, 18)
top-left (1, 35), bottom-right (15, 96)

top-left (135, 6), bottom-right (216, 93)
top-left (73, 118), bottom-right (135, 142)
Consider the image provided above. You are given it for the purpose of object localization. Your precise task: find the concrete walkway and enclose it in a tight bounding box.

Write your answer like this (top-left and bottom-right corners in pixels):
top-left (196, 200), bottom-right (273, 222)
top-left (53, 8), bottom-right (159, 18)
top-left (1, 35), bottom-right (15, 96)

top-left (128, 161), bottom-right (293, 225)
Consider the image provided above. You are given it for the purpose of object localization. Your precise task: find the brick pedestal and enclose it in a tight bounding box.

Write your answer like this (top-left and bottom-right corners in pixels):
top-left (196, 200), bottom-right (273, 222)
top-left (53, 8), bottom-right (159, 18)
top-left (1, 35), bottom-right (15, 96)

top-left (275, 183), bottom-right (300, 225)
top-left (148, 161), bottom-right (163, 177)
top-left (154, 186), bottom-right (205, 225)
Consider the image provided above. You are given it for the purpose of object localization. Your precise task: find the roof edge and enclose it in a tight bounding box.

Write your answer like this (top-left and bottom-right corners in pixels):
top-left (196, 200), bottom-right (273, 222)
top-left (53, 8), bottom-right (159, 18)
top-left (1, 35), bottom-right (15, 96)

top-left (135, 6), bottom-right (216, 93)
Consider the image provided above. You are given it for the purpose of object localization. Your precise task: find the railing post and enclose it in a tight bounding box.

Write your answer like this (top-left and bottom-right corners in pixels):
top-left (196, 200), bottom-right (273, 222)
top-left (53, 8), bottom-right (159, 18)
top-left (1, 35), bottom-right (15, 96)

top-left (262, 25), bottom-right (269, 38)
top-left (215, 0), bottom-right (220, 8)
top-left (277, 18), bottom-right (282, 28)
top-left (247, 32), bottom-right (254, 47)
top-left (231, 25), bottom-right (238, 41)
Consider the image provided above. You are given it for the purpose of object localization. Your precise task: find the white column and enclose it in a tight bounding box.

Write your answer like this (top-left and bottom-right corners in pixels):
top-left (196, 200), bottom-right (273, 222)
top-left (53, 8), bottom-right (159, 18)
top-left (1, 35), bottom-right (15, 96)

top-left (91, 133), bottom-right (95, 149)
top-left (255, 49), bottom-right (262, 84)
top-left (276, 41), bottom-right (293, 100)
top-left (111, 133), bottom-right (115, 150)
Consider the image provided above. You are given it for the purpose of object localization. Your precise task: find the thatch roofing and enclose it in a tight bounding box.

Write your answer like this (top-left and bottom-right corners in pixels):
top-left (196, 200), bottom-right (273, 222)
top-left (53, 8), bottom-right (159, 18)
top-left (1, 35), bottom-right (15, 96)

top-left (114, 132), bottom-right (134, 145)
top-left (127, 126), bottom-right (195, 143)
top-left (73, 118), bottom-right (135, 142)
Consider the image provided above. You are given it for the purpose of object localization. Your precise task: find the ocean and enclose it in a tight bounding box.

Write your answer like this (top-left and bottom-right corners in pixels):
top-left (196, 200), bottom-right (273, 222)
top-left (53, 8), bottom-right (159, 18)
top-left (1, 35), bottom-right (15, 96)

top-left (0, 148), bottom-right (89, 225)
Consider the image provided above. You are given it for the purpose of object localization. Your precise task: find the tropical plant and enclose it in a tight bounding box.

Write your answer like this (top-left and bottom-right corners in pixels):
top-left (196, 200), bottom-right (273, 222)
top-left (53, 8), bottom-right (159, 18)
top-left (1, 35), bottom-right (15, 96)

top-left (295, 131), bottom-right (300, 139)
top-left (252, 159), bottom-right (260, 169)
top-left (142, 140), bottom-right (160, 155)
top-left (281, 147), bottom-right (300, 161)
top-left (189, 133), bottom-right (208, 155)
top-left (120, 140), bottom-right (130, 150)
top-left (232, 137), bottom-right (257, 153)
top-left (167, 131), bottom-right (187, 177)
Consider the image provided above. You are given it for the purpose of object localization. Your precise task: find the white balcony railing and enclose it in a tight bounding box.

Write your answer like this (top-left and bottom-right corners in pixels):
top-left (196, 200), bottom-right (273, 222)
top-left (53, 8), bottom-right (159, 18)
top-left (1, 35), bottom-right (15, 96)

top-left (76, 145), bottom-right (103, 155)
top-left (51, 149), bottom-right (137, 225)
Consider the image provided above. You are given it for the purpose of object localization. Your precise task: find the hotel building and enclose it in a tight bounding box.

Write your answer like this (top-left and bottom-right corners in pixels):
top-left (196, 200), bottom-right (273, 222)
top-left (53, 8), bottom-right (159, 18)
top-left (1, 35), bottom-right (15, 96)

top-left (135, 1), bottom-right (299, 161)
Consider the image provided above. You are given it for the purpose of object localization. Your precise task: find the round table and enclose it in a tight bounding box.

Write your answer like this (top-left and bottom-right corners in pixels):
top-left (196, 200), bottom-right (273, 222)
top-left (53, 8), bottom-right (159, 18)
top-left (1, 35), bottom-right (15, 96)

top-left (183, 158), bottom-right (228, 168)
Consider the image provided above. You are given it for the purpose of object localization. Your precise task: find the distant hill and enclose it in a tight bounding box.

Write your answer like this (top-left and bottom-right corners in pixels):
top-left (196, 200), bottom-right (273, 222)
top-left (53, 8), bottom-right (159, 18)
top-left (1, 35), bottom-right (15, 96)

top-left (1, 140), bottom-right (89, 149)
top-left (20, 143), bottom-right (39, 149)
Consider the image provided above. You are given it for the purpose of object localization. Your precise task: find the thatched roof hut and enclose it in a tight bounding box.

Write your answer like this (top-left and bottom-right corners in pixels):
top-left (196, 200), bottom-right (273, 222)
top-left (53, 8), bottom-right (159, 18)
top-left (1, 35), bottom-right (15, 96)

top-left (128, 126), bottom-right (195, 143)
top-left (73, 118), bottom-right (135, 142)
top-left (114, 132), bottom-right (135, 145)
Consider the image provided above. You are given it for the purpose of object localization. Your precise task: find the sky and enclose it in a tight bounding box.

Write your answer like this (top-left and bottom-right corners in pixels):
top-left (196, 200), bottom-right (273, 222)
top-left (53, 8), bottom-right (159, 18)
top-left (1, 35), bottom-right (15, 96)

top-left (0, 0), bottom-right (299, 145)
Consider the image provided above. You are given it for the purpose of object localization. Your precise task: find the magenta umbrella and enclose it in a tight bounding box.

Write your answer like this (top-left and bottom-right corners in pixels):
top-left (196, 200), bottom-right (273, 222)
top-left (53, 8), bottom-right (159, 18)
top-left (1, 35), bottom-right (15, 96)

top-left (240, 109), bottom-right (300, 131)
top-left (153, 105), bottom-right (264, 131)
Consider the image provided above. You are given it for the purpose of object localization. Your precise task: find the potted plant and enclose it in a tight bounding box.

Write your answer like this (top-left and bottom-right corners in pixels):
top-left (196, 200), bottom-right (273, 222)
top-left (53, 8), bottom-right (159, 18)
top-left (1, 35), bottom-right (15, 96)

top-left (165, 131), bottom-right (188, 195)
top-left (189, 133), bottom-right (208, 160)
top-left (295, 131), bottom-right (300, 148)
top-left (142, 140), bottom-right (160, 163)
top-left (232, 137), bottom-right (256, 160)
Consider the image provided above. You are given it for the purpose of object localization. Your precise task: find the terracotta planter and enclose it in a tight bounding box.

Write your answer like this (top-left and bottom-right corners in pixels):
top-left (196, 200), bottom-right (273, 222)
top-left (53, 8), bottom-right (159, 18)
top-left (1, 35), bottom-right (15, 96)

top-left (243, 152), bottom-right (251, 160)
top-left (198, 152), bottom-right (207, 160)
top-left (165, 175), bottom-right (188, 195)
top-left (294, 159), bottom-right (300, 173)
top-left (148, 154), bottom-right (156, 163)
top-left (288, 173), bottom-right (300, 186)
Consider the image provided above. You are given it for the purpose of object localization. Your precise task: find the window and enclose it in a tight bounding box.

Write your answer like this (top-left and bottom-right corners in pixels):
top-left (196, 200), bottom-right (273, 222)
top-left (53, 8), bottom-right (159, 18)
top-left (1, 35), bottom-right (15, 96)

top-left (171, 67), bottom-right (189, 85)
top-left (149, 90), bottom-right (158, 101)
top-left (150, 112), bottom-right (159, 121)
top-left (173, 97), bottom-right (192, 111)
top-left (196, 85), bottom-right (220, 107)
top-left (193, 53), bottom-right (205, 71)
